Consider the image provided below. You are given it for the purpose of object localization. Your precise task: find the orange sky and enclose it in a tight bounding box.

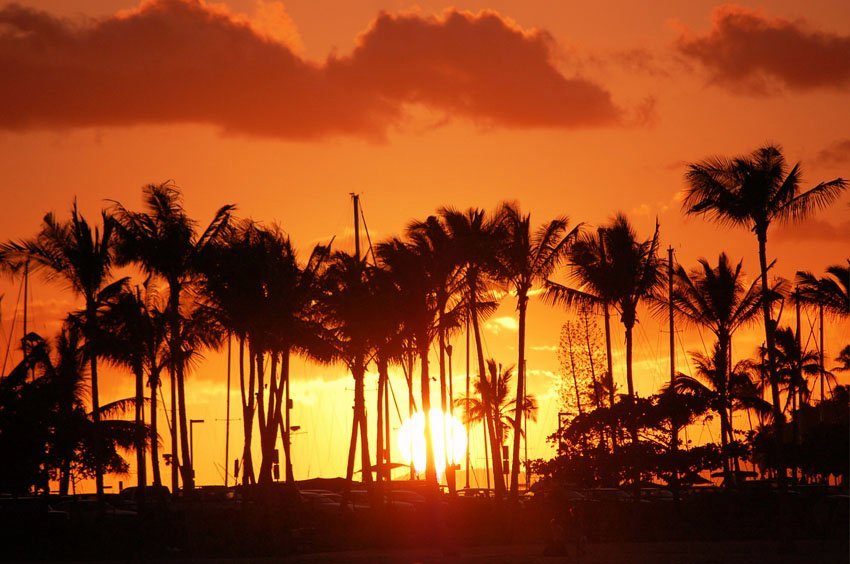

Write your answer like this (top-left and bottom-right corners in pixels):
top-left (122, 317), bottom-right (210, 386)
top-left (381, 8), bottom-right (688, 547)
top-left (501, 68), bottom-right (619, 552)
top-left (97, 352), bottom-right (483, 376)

top-left (0, 0), bottom-right (848, 492)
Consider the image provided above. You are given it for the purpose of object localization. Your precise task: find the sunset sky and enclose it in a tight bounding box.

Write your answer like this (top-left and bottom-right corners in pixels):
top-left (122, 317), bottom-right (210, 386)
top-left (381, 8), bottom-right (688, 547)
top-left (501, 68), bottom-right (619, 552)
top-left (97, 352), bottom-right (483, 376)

top-left (0, 0), bottom-right (847, 491)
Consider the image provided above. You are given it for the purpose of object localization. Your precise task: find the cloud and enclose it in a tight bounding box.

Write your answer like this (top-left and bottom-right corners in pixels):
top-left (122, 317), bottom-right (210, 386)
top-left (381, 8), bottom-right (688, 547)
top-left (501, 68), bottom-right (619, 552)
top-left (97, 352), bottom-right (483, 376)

top-left (484, 316), bottom-right (519, 335)
top-left (675, 5), bottom-right (850, 94)
top-left (775, 218), bottom-right (850, 243)
top-left (814, 139), bottom-right (850, 168)
top-left (530, 344), bottom-right (558, 352)
top-left (0, 0), bottom-right (623, 139)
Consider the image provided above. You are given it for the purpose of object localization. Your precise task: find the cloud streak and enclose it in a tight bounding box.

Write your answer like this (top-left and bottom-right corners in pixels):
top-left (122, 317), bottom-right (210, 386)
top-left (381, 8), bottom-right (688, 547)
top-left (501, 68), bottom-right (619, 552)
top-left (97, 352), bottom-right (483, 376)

top-left (675, 5), bottom-right (850, 94)
top-left (0, 0), bottom-right (623, 139)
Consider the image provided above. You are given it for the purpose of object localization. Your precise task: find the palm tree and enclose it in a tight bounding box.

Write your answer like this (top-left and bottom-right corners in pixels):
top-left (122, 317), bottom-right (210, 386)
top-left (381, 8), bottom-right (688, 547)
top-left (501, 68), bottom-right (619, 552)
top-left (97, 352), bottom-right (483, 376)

top-left (439, 207), bottom-right (506, 494)
top-left (0, 202), bottom-right (124, 499)
top-left (321, 252), bottom-right (376, 491)
top-left (796, 264), bottom-right (849, 317)
top-left (548, 214), bottom-right (662, 442)
top-left (675, 345), bottom-right (769, 486)
top-left (111, 182), bottom-right (234, 494)
top-left (496, 202), bottom-right (579, 497)
top-left (377, 238), bottom-right (441, 487)
top-left (97, 283), bottom-right (170, 490)
top-left (683, 144), bottom-right (847, 483)
top-left (200, 221), bottom-right (330, 486)
top-left (455, 359), bottom-right (538, 488)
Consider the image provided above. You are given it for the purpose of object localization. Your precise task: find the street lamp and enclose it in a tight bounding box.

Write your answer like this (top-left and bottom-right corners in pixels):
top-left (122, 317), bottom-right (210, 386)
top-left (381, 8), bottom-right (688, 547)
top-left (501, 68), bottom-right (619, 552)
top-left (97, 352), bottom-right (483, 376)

top-left (190, 419), bottom-right (205, 480)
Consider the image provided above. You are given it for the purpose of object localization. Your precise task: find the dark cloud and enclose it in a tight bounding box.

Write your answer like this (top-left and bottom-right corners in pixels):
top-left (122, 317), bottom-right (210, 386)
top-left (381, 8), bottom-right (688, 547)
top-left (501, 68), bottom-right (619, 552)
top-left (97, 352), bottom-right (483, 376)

top-left (675, 5), bottom-right (850, 94)
top-left (814, 139), bottom-right (850, 168)
top-left (0, 0), bottom-right (623, 139)
top-left (775, 218), bottom-right (850, 243)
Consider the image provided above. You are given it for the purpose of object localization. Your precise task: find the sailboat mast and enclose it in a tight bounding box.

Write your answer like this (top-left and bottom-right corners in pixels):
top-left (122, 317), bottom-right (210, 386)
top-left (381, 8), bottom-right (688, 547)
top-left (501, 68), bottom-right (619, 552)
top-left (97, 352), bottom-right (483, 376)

top-left (352, 194), bottom-right (361, 261)
top-left (668, 246), bottom-right (677, 451)
top-left (225, 333), bottom-right (231, 487)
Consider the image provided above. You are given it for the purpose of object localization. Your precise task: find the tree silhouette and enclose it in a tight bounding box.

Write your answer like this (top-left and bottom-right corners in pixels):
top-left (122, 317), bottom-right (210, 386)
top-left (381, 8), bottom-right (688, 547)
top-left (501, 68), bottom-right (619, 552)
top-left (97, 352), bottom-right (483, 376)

top-left (683, 144), bottom-right (847, 484)
top-left (111, 182), bottom-right (233, 494)
top-left (497, 201), bottom-right (579, 498)
top-left (0, 203), bottom-right (124, 499)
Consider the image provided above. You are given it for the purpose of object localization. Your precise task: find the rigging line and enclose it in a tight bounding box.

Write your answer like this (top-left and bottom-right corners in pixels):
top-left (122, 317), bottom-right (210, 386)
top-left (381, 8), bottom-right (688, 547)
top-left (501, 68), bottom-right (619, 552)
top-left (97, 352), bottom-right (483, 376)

top-left (675, 326), bottom-right (695, 378)
top-left (1, 274), bottom-right (24, 376)
top-left (159, 385), bottom-right (173, 436)
top-left (357, 195), bottom-right (378, 266)
top-left (387, 368), bottom-right (403, 422)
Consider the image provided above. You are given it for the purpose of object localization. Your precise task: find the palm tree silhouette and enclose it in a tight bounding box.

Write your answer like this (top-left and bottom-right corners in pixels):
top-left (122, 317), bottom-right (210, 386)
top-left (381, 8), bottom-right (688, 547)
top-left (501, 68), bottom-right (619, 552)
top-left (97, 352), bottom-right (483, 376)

top-left (455, 359), bottom-right (537, 488)
top-left (496, 202), bottom-right (579, 498)
top-left (111, 182), bottom-right (234, 494)
top-left (0, 203), bottom-right (124, 500)
top-left (796, 264), bottom-right (849, 317)
top-left (439, 207), bottom-right (506, 494)
top-left (377, 237), bottom-right (441, 487)
top-left (322, 251), bottom-right (377, 491)
top-left (683, 144), bottom-right (847, 484)
top-left (675, 346), bottom-right (768, 486)
top-left (548, 214), bottom-right (662, 444)
top-left (663, 253), bottom-right (770, 478)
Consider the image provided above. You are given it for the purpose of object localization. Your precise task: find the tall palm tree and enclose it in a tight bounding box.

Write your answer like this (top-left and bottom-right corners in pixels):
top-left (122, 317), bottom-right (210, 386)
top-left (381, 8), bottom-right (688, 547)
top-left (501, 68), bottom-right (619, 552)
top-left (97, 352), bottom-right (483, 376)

top-left (683, 144), bottom-right (847, 483)
top-left (200, 221), bottom-right (330, 486)
top-left (497, 202), bottom-right (579, 497)
top-left (439, 207), bottom-right (506, 494)
top-left (0, 202), bottom-right (123, 499)
top-left (97, 283), bottom-right (170, 490)
top-left (796, 264), bottom-right (849, 317)
top-left (548, 214), bottom-right (662, 443)
top-left (111, 182), bottom-right (234, 493)
top-left (321, 252), bottom-right (377, 491)
top-left (377, 238), bottom-right (441, 487)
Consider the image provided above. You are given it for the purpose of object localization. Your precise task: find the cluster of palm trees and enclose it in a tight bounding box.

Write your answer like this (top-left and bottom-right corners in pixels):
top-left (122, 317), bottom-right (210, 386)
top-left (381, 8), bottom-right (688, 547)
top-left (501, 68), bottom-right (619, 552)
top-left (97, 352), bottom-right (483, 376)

top-left (0, 143), bottom-right (846, 499)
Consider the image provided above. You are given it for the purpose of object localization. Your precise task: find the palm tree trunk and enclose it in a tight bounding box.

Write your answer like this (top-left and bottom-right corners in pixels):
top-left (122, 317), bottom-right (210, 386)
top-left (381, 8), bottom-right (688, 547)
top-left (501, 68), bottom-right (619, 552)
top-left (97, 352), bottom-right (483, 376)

top-left (419, 342), bottom-right (438, 487)
top-left (470, 304), bottom-right (505, 495)
top-left (354, 355), bottom-right (372, 490)
top-left (281, 349), bottom-right (294, 483)
top-left (510, 294), bottom-right (527, 498)
top-left (177, 362), bottom-right (193, 492)
top-left (624, 321), bottom-right (638, 444)
top-left (170, 365), bottom-right (179, 495)
top-left (150, 372), bottom-right (162, 488)
top-left (239, 337), bottom-right (256, 486)
top-left (376, 357), bottom-right (386, 485)
top-left (86, 301), bottom-right (104, 500)
top-left (135, 365), bottom-right (147, 500)
top-left (757, 231), bottom-right (785, 487)
top-left (603, 302), bottom-right (617, 453)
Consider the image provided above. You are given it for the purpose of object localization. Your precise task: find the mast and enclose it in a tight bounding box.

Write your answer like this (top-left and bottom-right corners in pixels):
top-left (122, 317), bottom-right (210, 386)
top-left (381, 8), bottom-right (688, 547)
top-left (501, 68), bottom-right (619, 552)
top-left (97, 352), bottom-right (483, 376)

top-left (225, 334), bottom-right (231, 487)
top-left (668, 246), bottom-right (677, 451)
top-left (465, 312), bottom-right (470, 489)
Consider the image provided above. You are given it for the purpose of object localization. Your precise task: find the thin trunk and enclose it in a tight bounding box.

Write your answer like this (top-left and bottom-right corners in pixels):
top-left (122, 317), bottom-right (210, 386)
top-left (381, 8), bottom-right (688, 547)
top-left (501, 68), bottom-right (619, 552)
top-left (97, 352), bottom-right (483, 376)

top-left (376, 357), bottom-right (386, 486)
top-left (603, 302), bottom-right (617, 454)
top-left (225, 336), bottom-right (231, 487)
top-left (240, 337), bottom-right (255, 486)
top-left (510, 292), bottom-right (527, 498)
top-left (150, 372), bottom-right (162, 488)
top-left (470, 298), bottom-right (505, 495)
top-left (170, 363), bottom-right (179, 494)
top-left (87, 300), bottom-right (104, 500)
top-left (282, 350), bottom-right (293, 483)
top-left (718, 335), bottom-right (732, 488)
top-left (624, 322), bottom-right (638, 443)
top-left (757, 231), bottom-right (785, 487)
top-left (419, 342), bottom-right (438, 486)
top-left (135, 365), bottom-right (147, 501)
top-left (465, 316), bottom-right (471, 489)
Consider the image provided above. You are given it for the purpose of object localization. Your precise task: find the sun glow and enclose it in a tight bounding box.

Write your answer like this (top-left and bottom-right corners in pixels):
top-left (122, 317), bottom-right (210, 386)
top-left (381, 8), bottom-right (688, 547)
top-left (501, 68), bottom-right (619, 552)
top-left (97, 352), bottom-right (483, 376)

top-left (398, 409), bottom-right (467, 478)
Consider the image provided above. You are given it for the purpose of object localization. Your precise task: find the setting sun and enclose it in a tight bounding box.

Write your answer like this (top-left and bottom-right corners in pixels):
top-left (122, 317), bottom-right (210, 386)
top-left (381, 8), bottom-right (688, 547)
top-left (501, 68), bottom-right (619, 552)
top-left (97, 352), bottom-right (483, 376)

top-left (398, 409), bottom-right (467, 478)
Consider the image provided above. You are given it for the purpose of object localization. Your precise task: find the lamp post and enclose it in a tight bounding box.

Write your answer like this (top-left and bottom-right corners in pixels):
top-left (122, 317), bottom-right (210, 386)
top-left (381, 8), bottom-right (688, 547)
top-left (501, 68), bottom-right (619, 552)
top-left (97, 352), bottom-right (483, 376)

top-left (190, 419), bottom-right (205, 480)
